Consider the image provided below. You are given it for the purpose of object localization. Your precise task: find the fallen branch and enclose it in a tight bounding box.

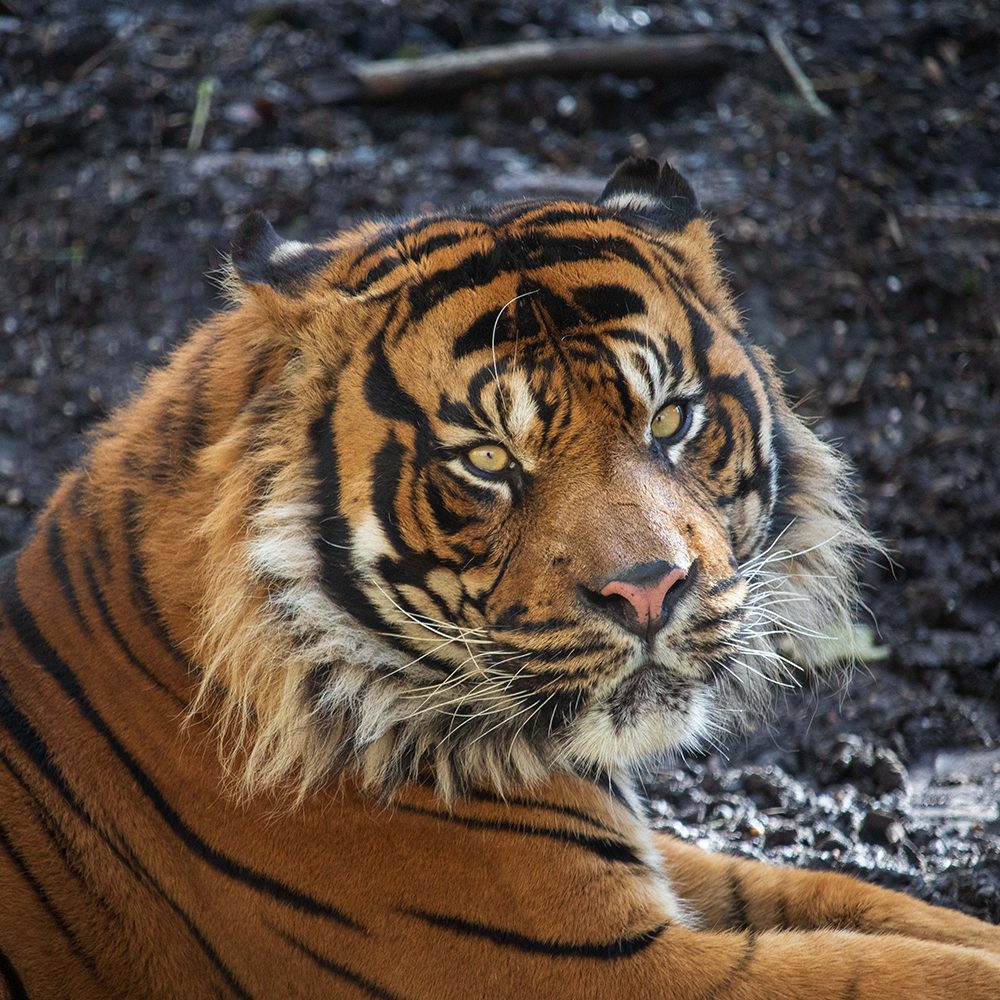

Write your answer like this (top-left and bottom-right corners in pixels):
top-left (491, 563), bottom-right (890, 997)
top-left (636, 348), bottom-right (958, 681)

top-left (347, 34), bottom-right (756, 103)
top-left (765, 22), bottom-right (833, 118)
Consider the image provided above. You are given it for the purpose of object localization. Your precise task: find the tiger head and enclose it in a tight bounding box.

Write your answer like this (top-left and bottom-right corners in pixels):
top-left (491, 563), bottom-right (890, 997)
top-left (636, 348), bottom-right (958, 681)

top-left (196, 158), bottom-right (869, 799)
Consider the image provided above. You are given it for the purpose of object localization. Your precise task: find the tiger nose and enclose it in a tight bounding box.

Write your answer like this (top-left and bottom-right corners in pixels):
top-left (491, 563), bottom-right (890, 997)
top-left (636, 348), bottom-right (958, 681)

top-left (582, 560), bottom-right (690, 638)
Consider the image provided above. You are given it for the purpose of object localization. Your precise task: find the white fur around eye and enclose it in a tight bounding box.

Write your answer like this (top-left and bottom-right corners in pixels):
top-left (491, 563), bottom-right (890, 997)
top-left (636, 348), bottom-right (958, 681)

top-left (619, 353), bottom-right (658, 409)
top-left (502, 373), bottom-right (539, 443)
top-left (660, 400), bottom-right (705, 464)
top-left (448, 459), bottom-right (514, 497)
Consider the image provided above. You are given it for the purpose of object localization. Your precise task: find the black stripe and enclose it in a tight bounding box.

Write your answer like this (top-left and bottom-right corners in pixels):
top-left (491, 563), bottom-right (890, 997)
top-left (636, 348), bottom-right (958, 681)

top-left (408, 234), bottom-right (657, 324)
top-left (505, 206), bottom-right (600, 228)
top-left (394, 803), bottom-right (644, 866)
top-left (687, 608), bottom-right (743, 634)
top-left (311, 399), bottom-right (389, 636)
top-left (433, 464), bottom-right (498, 513)
top-left (491, 615), bottom-right (582, 634)
top-left (371, 432), bottom-right (412, 557)
top-left (465, 789), bottom-right (617, 833)
top-left (404, 908), bottom-right (669, 959)
top-left (45, 517), bottom-right (90, 633)
top-left (470, 541), bottom-right (518, 603)
top-left (491, 641), bottom-right (619, 672)
top-left (709, 402), bottom-right (736, 475)
top-left (120, 490), bottom-right (191, 672)
top-left (586, 339), bottom-right (636, 422)
top-left (421, 477), bottom-right (471, 535)
top-left (363, 307), bottom-right (427, 428)
top-left (435, 395), bottom-right (481, 432)
top-left (0, 946), bottom-right (28, 1000)
top-left (0, 672), bottom-right (78, 810)
top-left (352, 251), bottom-right (405, 294)
top-left (377, 557), bottom-right (455, 626)
top-left (278, 930), bottom-right (409, 1000)
top-left (347, 214), bottom-right (493, 284)
top-left (841, 972), bottom-right (861, 1000)
top-left (707, 930), bottom-right (758, 999)
top-left (174, 374), bottom-right (210, 471)
top-left (87, 501), bottom-right (114, 576)
top-left (79, 555), bottom-right (186, 708)
top-left (707, 574), bottom-right (743, 597)
top-left (727, 864), bottom-right (751, 931)
top-left (243, 343), bottom-right (276, 402)
top-left (572, 283), bottom-right (647, 323)
top-left (0, 816), bottom-right (100, 978)
top-left (406, 229), bottom-right (463, 261)
top-left (0, 745), bottom-right (121, 922)
top-left (488, 199), bottom-right (555, 225)
top-left (453, 305), bottom-right (515, 360)
top-left (0, 573), bottom-right (365, 933)
top-left (0, 693), bottom-right (253, 999)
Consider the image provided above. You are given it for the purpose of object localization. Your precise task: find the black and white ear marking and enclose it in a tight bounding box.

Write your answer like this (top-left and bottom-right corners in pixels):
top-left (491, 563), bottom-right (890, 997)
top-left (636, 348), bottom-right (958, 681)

top-left (229, 210), bottom-right (334, 295)
top-left (598, 157), bottom-right (700, 231)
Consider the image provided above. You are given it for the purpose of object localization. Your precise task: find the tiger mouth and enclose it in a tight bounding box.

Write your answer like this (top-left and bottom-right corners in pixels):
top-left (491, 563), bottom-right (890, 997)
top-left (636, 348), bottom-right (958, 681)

top-left (601, 658), bottom-right (703, 713)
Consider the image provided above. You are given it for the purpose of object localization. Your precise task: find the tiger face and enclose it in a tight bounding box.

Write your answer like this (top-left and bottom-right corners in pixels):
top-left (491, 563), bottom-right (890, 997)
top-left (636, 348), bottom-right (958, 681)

top-left (203, 159), bottom-right (865, 797)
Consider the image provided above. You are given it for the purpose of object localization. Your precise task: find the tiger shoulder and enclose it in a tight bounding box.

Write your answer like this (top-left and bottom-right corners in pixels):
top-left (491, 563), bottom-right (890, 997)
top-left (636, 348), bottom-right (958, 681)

top-left (1, 157), bottom-right (998, 999)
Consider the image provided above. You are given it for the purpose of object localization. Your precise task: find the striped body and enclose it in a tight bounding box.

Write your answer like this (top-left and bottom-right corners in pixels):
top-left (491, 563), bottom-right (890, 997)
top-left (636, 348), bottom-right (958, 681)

top-left (2, 159), bottom-right (999, 997)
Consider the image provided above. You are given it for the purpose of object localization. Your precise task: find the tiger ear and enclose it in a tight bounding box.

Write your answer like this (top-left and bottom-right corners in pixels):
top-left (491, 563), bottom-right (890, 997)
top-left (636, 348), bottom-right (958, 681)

top-left (597, 157), bottom-right (700, 231)
top-left (229, 211), bottom-right (335, 298)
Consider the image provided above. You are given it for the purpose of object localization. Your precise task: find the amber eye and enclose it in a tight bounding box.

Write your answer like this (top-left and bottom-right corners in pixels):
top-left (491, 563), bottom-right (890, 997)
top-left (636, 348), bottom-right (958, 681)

top-left (651, 402), bottom-right (689, 441)
top-left (466, 444), bottom-right (512, 475)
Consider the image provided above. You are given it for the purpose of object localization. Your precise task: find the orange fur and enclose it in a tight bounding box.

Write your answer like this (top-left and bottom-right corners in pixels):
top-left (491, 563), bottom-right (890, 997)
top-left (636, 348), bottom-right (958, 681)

top-left (1, 161), bottom-right (997, 997)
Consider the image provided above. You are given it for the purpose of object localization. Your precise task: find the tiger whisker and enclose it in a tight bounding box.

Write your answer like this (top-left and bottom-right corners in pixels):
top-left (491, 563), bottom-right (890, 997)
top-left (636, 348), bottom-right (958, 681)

top-left (371, 581), bottom-right (473, 642)
top-left (490, 289), bottom-right (538, 389)
top-left (467, 695), bottom-right (545, 748)
top-left (729, 657), bottom-right (795, 688)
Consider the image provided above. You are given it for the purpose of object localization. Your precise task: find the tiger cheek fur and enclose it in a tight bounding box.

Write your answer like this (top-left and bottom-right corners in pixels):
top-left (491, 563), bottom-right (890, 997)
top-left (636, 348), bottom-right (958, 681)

top-left (4, 159), bottom-right (999, 999)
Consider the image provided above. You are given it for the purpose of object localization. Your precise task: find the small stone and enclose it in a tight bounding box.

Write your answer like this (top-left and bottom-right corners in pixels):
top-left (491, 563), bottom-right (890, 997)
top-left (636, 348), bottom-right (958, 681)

top-left (869, 750), bottom-right (907, 795)
top-left (556, 95), bottom-right (577, 118)
top-left (815, 830), bottom-right (851, 855)
top-left (765, 826), bottom-right (799, 848)
top-left (860, 810), bottom-right (904, 847)
top-left (742, 769), bottom-right (786, 809)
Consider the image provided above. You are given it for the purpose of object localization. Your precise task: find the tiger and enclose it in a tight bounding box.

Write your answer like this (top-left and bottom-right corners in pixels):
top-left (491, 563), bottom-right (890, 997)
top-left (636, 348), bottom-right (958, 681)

top-left (1, 157), bottom-right (998, 999)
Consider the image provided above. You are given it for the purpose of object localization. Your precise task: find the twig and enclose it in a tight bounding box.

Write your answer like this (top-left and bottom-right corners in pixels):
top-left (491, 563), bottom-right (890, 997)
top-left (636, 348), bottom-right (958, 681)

top-left (765, 22), bottom-right (833, 118)
top-left (187, 76), bottom-right (218, 153)
top-left (347, 34), bottom-right (756, 103)
top-left (71, 22), bottom-right (139, 82)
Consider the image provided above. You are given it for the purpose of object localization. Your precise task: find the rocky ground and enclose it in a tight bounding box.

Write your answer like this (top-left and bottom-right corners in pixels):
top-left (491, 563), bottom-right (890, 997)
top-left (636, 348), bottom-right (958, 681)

top-left (2, 0), bottom-right (998, 919)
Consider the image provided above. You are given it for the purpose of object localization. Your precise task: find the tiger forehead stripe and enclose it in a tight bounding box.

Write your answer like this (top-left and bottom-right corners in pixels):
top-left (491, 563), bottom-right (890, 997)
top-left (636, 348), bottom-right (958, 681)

top-left (360, 219), bottom-right (665, 323)
top-left (349, 221), bottom-right (495, 293)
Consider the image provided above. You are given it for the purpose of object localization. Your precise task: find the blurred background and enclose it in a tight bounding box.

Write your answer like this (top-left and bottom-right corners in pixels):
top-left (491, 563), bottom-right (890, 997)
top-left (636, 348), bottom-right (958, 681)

top-left (1, 0), bottom-right (998, 917)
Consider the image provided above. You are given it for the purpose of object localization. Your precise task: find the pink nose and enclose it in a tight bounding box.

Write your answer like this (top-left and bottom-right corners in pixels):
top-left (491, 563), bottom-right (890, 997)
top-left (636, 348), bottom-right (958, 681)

top-left (600, 565), bottom-right (688, 627)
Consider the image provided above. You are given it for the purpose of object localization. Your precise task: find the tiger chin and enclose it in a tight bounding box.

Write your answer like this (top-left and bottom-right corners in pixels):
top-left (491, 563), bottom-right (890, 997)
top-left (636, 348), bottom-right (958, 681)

top-left (2, 158), bottom-right (998, 999)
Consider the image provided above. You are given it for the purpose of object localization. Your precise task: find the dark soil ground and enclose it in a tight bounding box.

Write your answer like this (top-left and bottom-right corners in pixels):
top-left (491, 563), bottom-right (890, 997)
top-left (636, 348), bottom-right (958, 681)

top-left (2, 0), bottom-right (999, 920)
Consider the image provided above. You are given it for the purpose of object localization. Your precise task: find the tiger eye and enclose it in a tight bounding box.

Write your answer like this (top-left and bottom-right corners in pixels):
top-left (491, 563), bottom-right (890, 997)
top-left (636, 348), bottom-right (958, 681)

top-left (466, 444), bottom-right (512, 474)
top-left (651, 402), bottom-right (687, 440)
